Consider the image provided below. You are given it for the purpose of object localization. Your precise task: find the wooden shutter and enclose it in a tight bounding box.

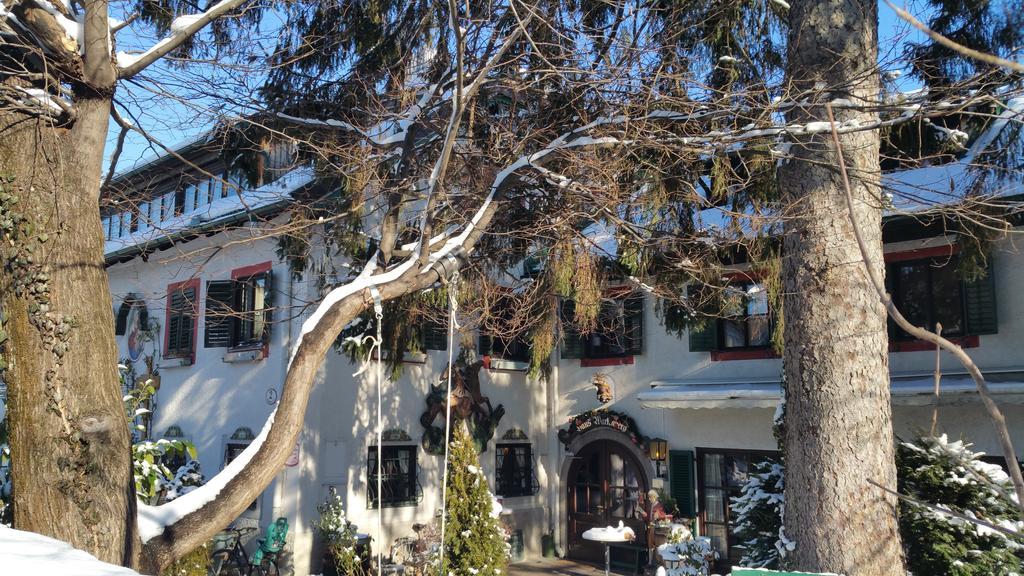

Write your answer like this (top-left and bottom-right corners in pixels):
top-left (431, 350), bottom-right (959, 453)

top-left (560, 300), bottom-right (585, 359)
top-left (964, 263), bottom-right (997, 336)
top-left (168, 287), bottom-right (195, 355)
top-left (205, 280), bottom-right (235, 348)
top-left (669, 449), bottom-right (696, 517)
top-left (624, 293), bottom-right (644, 355)
top-left (115, 299), bottom-right (132, 335)
top-left (179, 287), bottom-right (195, 353)
top-left (686, 284), bottom-right (719, 352)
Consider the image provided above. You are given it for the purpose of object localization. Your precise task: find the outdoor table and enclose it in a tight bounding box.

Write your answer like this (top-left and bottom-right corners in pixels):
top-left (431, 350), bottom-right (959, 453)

top-left (582, 523), bottom-right (636, 576)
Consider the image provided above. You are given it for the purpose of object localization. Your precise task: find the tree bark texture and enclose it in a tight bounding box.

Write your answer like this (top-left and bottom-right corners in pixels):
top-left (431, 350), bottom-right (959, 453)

top-left (0, 100), bottom-right (136, 566)
top-left (778, 1), bottom-right (904, 574)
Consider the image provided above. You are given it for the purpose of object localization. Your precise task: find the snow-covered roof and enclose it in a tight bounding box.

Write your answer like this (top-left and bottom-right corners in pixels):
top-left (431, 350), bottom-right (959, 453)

top-left (883, 96), bottom-right (1024, 213)
top-left (637, 371), bottom-right (1024, 409)
top-left (104, 165), bottom-right (315, 261)
top-left (0, 525), bottom-right (141, 576)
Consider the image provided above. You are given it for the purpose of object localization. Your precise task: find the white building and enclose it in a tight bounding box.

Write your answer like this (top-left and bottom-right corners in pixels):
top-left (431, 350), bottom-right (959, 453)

top-left (102, 122), bottom-right (1024, 575)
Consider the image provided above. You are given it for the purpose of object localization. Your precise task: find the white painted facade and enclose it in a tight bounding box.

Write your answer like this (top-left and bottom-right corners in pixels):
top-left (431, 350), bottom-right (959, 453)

top-left (102, 155), bottom-right (1024, 574)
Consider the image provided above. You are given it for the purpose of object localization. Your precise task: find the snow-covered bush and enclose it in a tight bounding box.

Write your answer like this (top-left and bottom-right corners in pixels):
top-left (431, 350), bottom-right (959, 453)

top-left (1, 417), bottom-right (11, 526)
top-left (312, 486), bottom-right (365, 576)
top-left (132, 438), bottom-right (204, 505)
top-left (439, 423), bottom-right (510, 576)
top-left (729, 434), bottom-right (1024, 575)
top-left (657, 537), bottom-right (719, 576)
top-left (0, 439), bottom-right (10, 527)
top-left (731, 460), bottom-right (789, 569)
top-left (898, 434), bottom-right (1024, 576)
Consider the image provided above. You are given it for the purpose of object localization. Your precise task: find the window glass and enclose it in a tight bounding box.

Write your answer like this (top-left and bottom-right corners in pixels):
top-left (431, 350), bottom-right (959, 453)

top-left (890, 257), bottom-right (965, 339)
top-left (720, 282), bottom-right (771, 349)
top-left (932, 262), bottom-right (963, 334)
top-left (496, 444), bottom-right (534, 497)
top-left (896, 263), bottom-right (929, 330)
top-left (368, 445), bottom-right (418, 508)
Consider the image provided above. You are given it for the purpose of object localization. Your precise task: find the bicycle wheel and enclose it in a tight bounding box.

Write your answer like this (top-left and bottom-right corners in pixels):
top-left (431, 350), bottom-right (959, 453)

top-left (252, 558), bottom-right (279, 576)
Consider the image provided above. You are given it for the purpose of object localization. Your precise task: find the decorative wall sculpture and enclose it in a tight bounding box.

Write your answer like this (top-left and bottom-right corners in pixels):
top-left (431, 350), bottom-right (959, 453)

top-left (421, 355), bottom-right (505, 454)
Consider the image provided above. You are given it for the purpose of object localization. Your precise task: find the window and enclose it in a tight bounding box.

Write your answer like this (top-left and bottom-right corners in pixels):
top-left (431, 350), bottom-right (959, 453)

top-left (205, 264), bottom-right (273, 350)
top-left (173, 186), bottom-right (186, 217)
top-left (561, 291), bottom-right (644, 360)
top-left (685, 279), bottom-right (777, 356)
top-left (224, 443), bottom-right (258, 512)
top-left (888, 257), bottom-right (964, 339)
top-left (367, 445), bottom-right (418, 508)
top-left (165, 280), bottom-right (198, 360)
top-left (495, 443), bottom-right (536, 497)
top-left (697, 448), bottom-right (780, 574)
top-left (419, 319), bottom-right (448, 352)
top-left (720, 282), bottom-right (771, 349)
top-left (480, 334), bottom-right (530, 364)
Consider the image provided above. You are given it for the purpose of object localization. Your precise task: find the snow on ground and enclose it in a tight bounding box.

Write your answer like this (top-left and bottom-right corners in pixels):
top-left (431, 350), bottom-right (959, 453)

top-left (0, 525), bottom-right (141, 575)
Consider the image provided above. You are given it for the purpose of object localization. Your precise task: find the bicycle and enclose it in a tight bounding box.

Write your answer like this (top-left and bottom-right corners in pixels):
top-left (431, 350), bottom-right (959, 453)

top-left (209, 526), bottom-right (281, 576)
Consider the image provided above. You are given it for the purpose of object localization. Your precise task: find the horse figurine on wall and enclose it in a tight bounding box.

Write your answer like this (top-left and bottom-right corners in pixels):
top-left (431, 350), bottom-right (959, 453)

top-left (421, 352), bottom-right (505, 454)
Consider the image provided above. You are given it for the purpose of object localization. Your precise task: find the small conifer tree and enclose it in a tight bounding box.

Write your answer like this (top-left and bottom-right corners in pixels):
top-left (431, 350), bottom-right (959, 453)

top-left (440, 423), bottom-right (509, 576)
top-left (898, 434), bottom-right (1023, 576)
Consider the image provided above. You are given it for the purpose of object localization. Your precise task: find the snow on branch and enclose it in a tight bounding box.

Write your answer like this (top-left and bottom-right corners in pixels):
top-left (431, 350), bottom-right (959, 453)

top-left (276, 82), bottom-right (443, 147)
top-left (137, 409), bottom-right (277, 542)
top-left (115, 0), bottom-right (248, 79)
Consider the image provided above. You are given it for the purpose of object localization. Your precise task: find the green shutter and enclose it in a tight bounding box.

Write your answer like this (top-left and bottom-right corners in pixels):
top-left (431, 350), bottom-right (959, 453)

top-left (688, 318), bottom-right (718, 352)
top-left (686, 284), bottom-right (719, 352)
top-left (560, 300), bottom-right (584, 359)
top-left (624, 294), bottom-right (644, 355)
top-left (669, 449), bottom-right (695, 517)
top-left (205, 280), bottom-right (235, 348)
top-left (115, 299), bottom-right (132, 335)
top-left (964, 263), bottom-right (997, 336)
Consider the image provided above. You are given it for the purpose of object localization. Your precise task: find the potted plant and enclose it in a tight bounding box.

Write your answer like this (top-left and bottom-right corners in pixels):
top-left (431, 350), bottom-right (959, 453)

top-left (313, 487), bottom-right (365, 576)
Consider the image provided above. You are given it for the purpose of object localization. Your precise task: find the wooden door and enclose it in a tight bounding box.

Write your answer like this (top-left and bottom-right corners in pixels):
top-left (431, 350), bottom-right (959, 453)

top-left (567, 441), bottom-right (648, 562)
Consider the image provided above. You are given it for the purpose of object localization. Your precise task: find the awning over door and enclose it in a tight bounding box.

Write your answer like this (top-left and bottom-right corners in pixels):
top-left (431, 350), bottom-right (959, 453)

top-left (637, 372), bottom-right (1024, 409)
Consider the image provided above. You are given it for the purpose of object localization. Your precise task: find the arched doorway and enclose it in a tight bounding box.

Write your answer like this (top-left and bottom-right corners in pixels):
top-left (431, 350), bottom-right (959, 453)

top-left (565, 438), bottom-right (650, 562)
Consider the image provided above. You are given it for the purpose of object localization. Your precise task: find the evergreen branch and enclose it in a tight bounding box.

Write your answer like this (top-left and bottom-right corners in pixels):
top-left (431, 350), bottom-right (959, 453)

top-left (867, 479), bottom-right (1024, 541)
top-left (884, 0), bottom-right (1024, 74)
top-left (116, 0), bottom-right (249, 79)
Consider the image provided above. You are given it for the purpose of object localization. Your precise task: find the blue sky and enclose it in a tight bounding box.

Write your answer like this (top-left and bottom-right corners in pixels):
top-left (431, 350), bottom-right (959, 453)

top-left (102, 1), bottom-right (930, 176)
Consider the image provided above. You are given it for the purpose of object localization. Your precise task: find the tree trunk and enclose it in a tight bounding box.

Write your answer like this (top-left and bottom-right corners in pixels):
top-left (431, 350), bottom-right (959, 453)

top-left (0, 97), bottom-right (136, 566)
top-left (777, 1), bottom-right (904, 574)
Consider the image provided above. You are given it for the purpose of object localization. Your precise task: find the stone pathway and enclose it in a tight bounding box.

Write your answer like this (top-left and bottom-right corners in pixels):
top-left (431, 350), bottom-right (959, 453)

top-left (508, 558), bottom-right (615, 576)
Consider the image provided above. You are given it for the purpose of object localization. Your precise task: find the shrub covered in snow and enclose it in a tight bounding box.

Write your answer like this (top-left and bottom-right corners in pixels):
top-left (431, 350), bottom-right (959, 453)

top-left (312, 486), bottom-right (366, 576)
top-left (731, 460), bottom-right (788, 569)
top-left (656, 537), bottom-right (719, 576)
top-left (897, 434), bottom-right (1024, 576)
top-left (439, 422), bottom-right (510, 576)
top-left (132, 438), bottom-right (204, 505)
top-left (730, 434), bottom-right (1024, 575)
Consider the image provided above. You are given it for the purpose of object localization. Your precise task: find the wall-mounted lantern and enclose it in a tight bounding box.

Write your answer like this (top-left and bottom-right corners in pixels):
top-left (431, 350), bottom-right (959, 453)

top-left (648, 437), bottom-right (668, 477)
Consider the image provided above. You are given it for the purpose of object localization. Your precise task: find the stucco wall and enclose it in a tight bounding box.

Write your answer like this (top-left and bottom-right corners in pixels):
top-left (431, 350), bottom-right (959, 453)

top-left (105, 224), bottom-right (1024, 574)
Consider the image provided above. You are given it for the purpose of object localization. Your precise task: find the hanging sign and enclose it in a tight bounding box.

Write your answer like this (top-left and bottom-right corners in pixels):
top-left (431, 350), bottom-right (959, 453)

top-left (557, 409), bottom-right (647, 450)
